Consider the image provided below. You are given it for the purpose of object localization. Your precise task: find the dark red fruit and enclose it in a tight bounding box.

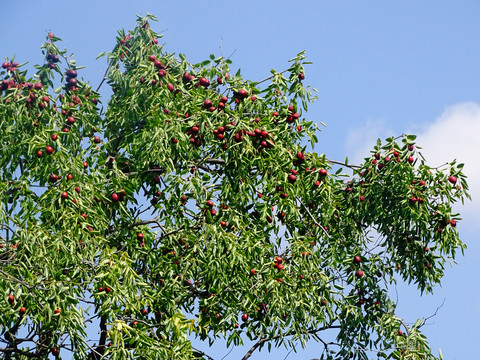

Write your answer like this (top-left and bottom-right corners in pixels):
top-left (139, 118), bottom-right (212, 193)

top-left (237, 89), bottom-right (248, 99)
top-left (66, 69), bottom-right (77, 78)
top-left (199, 77), bottom-right (210, 87)
top-left (448, 176), bottom-right (457, 184)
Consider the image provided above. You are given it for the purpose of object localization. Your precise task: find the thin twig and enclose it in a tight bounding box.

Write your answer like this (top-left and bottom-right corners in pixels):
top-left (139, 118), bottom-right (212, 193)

top-left (241, 325), bottom-right (341, 360)
top-left (326, 159), bottom-right (361, 170)
top-left (284, 348), bottom-right (294, 360)
top-left (96, 63), bottom-right (112, 93)
top-left (253, 69), bottom-right (289, 87)
top-left (420, 298), bottom-right (446, 328)
top-left (298, 199), bottom-right (331, 238)
top-left (192, 346), bottom-right (215, 360)
top-left (220, 346), bottom-right (233, 360)
top-left (226, 49), bottom-right (237, 62)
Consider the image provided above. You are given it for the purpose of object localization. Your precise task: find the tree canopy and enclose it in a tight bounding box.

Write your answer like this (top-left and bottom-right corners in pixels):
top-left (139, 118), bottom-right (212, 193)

top-left (0, 14), bottom-right (469, 360)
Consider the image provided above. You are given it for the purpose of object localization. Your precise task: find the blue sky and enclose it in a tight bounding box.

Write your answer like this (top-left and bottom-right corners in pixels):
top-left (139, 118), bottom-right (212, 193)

top-left (2, 1), bottom-right (479, 359)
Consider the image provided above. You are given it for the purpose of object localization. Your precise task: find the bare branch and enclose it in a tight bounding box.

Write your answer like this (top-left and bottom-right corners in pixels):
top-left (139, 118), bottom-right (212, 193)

top-left (419, 298), bottom-right (446, 329)
top-left (241, 325), bottom-right (341, 360)
top-left (95, 62), bottom-right (112, 93)
top-left (326, 159), bottom-right (361, 170)
top-left (298, 199), bottom-right (331, 238)
top-left (220, 346), bottom-right (234, 360)
top-left (252, 68), bottom-right (289, 87)
top-left (192, 346), bottom-right (215, 360)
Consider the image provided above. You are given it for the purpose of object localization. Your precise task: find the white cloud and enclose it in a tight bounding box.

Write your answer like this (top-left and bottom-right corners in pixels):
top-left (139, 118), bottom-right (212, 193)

top-left (416, 102), bottom-right (480, 218)
top-left (345, 102), bottom-right (480, 219)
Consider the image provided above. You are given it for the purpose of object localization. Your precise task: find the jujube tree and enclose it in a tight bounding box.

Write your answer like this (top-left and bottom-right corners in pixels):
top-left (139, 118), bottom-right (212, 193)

top-left (0, 14), bottom-right (469, 360)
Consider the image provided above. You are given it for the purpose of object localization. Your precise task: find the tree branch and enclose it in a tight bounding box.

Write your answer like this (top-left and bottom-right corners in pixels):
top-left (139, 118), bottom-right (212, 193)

top-left (241, 325), bottom-right (341, 360)
top-left (0, 346), bottom-right (40, 358)
top-left (96, 63), bottom-right (112, 93)
top-left (326, 159), bottom-right (361, 170)
top-left (3, 316), bottom-right (22, 360)
top-left (419, 298), bottom-right (445, 329)
top-left (298, 199), bottom-right (331, 238)
top-left (88, 314), bottom-right (108, 359)
top-left (192, 346), bottom-right (215, 360)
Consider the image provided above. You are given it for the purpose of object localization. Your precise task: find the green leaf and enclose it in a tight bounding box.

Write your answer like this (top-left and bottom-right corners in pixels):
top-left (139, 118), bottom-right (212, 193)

top-left (0, 15), bottom-right (468, 360)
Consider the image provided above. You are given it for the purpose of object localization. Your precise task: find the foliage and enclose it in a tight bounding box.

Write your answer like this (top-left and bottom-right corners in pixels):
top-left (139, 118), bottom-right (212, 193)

top-left (0, 14), bottom-right (469, 360)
